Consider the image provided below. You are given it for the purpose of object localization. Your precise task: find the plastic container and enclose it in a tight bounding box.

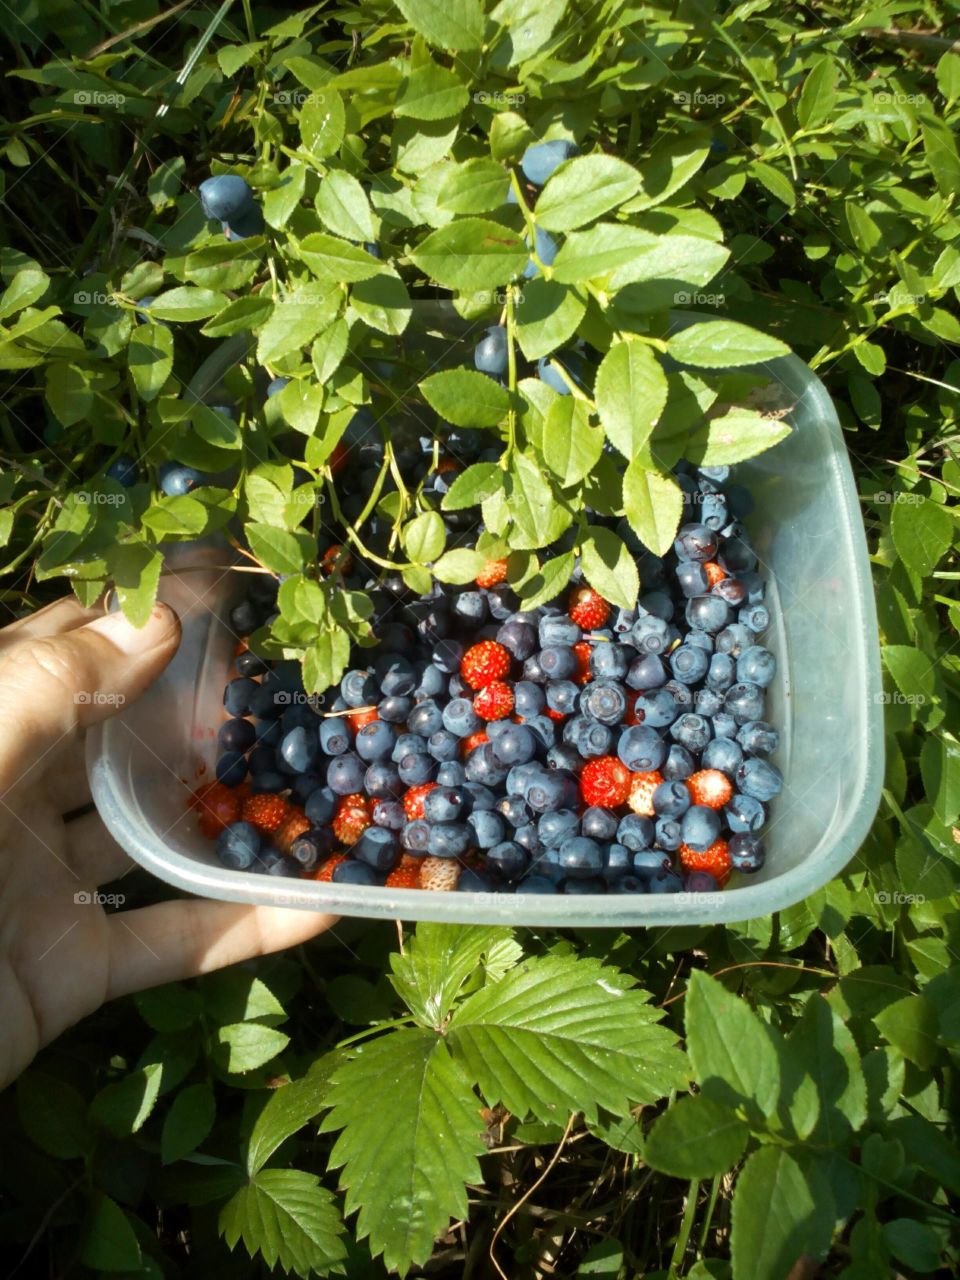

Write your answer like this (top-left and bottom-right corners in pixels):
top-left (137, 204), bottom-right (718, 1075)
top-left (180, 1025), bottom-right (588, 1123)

top-left (87, 327), bottom-right (884, 926)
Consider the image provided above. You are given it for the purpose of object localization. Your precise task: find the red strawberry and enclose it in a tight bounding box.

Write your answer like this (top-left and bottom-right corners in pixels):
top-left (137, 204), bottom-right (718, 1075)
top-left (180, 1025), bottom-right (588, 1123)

top-left (572, 640), bottom-right (592, 685)
top-left (476, 558), bottom-right (508, 589)
top-left (545, 706), bottom-right (567, 721)
top-left (680, 838), bottom-right (731, 884)
top-left (625, 690), bottom-right (642, 725)
top-left (274, 807), bottom-right (310, 853)
top-left (332, 795), bottom-right (371, 845)
top-left (346, 706), bottom-right (378, 734)
top-left (329, 441), bottom-right (349, 475)
top-left (568, 586), bottom-right (610, 631)
top-left (580, 756), bottom-right (632, 808)
top-left (628, 770), bottom-right (664, 817)
top-left (385, 857), bottom-right (422, 889)
top-left (195, 782), bottom-right (243, 838)
top-left (687, 769), bottom-right (733, 810)
top-left (461, 730), bottom-right (489, 758)
top-left (419, 857), bottom-right (460, 891)
top-left (703, 561), bottom-right (726, 588)
top-left (403, 783), bottom-right (437, 821)
top-left (460, 641), bottom-right (511, 690)
top-left (313, 853), bottom-right (347, 881)
top-left (321, 544), bottom-right (353, 576)
top-left (242, 792), bottom-right (290, 835)
top-left (473, 680), bottom-right (514, 721)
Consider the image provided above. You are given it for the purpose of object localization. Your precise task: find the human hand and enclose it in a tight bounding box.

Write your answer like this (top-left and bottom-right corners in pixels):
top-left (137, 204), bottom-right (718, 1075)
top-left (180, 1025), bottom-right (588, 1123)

top-left (0, 596), bottom-right (337, 1088)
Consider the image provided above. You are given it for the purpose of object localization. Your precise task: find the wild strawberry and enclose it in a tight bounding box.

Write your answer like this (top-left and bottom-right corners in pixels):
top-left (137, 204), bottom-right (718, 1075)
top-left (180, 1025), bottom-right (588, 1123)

top-left (703, 561), bottom-right (726, 588)
top-left (332, 795), bottom-right (371, 845)
top-left (687, 769), bottom-right (733, 810)
top-left (628, 771), bottom-right (664, 817)
top-left (473, 680), bottom-right (514, 721)
top-left (329, 440), bottom-right (349, 475)
top-left (580, 756), bottom-right (632, 808)
top-left (460, 640), bottom-right (511, 690)
top-left (242, 792), bottom-right (290, 835)
top-left (568, 586), bottom-right (610, 630)
top-left (461, 730), bottom-right (489, 758)
top-left (347, 706), bottom-right (378, 734)
top-left (321, 544), bottom-right (353, 576)
top-left (545, 706), bottom-right (567, 721)
top-left (195, 782), bottom-right (243, 838)
top-left (274, 807), bottom-right (310, 854)
top-left (314, 853), bottom-right (347, 881)
top-left (625, 690), bottom-right (642, 725)
top-left (403, 783), bottom-right (437, 821)
top-left (680, 838), bottom-right (731, 885)
top-left (385, 858), bottom-right (422, 888)
top-left (476, 558), bottom-right (508, 589)
top-left (572, 640), bottom-right (593, 685)
top-left (419, 856), bottom-right (461, 891)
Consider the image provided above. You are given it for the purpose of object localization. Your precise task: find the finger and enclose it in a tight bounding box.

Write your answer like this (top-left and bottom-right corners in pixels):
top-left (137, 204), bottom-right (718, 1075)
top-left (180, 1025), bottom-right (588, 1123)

top-left (46, 745), bottom-right (93, 814)
top-left (64, 809), bottom-right (133, 883)
top-left (106, 899), bottom-right (338, 999)
top-left (0, 596), bottom-right (101, 649)
top-left (0, 603), bottom-right (181, 794)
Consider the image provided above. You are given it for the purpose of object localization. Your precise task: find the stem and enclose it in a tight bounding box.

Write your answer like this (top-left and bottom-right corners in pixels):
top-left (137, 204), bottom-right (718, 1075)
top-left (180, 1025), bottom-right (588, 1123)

top-left (697, 1174), bottom-right (722, 1253)
top-left (335, 1016), bottom-right (416, 1050)
top-left (504, 285), bottom-right (518, 458)
top-left (668, 1178), bottom-right (700, 1277)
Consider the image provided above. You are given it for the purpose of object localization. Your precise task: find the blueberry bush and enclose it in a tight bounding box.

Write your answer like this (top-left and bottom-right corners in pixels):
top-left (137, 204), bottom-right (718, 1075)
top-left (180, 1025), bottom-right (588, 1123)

top-left (2, 1), bottom-right (960, 1276)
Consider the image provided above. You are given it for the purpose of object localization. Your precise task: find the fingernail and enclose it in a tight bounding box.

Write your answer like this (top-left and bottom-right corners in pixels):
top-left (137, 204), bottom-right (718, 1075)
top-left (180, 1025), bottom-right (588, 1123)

top-left (86, 605), bottom-right (174, 655)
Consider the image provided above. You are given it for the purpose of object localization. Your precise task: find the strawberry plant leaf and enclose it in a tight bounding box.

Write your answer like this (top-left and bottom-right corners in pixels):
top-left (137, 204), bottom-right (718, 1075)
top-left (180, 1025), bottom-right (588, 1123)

top-left (247, 1054), bottom-right (343, 1177)
top-left (389, 923), bottom-right (521, 1026)
top-left (220, 1168), bottom-right (346, 1276)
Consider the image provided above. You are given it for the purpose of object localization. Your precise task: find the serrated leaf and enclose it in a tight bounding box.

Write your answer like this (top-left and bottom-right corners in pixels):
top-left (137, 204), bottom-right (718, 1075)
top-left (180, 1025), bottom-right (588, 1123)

top-left (874, 994), bottom-right (939, 1069)
top-left (609, 234), bottom-right (730, 290)
top-left (299, 89), bottom-right (345, 159)
top-left (316, 169), bottom-right (375, 242)
top-left (393, 0), bottom-right (484, 51)
top-left (141, 495), bottom-right (209, 536)
top-left (643, 1095), bottom-right (748, 1179)
top-left (263, 163), bottom-right (306, 229)
top-left (146, 286), bottom-right (227, 322)
top-left (299, 233), bottom-right (383, 284)
top-left (433, 548), bottom-right (488, 583)
top-left (396, 54), bottom-right (470, 121)
top-left (622, 462), bottom-right (683, 557)
top-left (46, 361), bottom-right (92, 426)
top-left (303, 628), bottom-right (352, 693)
top-left (447, 954), bottom-right (687, 1122)
top-left (535, 156), bottom-right (642, 232)
top-left (411, 218), bottom-right (527, 291)
top-left (161, 1082), bottom-right (216, 1164)
top-left (128, 322), bottom-right (173, 401)
top-left (543, 397), bottom-right (603, 486)
top-left (420, 368), bottom-right (510, 427)
top-left (505, 452), bottom-right (565, 549)
top-left (402, 510), bottom-right (446, 563)
top-left (390, 924), bottom-right (521, 1026)
top-left (216, 1023), bottom-right (290, 1074)
top-left (202, 294), bottom-right (273, 338)
top-left (890, 495), bottom-right (952, 576)
top-left (518, 550), bottom-right (575, 608)
top-left (245, 523), bottom-right (310, 575)
top-left (667, 320), bottom-right (790, 369)
top-left (685, 970), bottom-right (780, 1125)
top-left (552, 223), bottom-right (660, 284)
top-left (220, 1168), bottom-right (346, 1275)
top-left (515, 278), bottom-right (586, 360)
top-left (276, 379), bottom-right (324, 435)
top-left (437, 158), bottom-right (509, 212)
top-left (257, 290), bottom-right (339, 363)
top-left (321, 1029), bottom-right (485, 1274)
top-left (441, 461), bottom-right (503, 510)
top-left (579, 525), bottom-right (639, 610)
top-left (351, 272), bottom-right (412, 335)
top-left (688, 410), bottom-right (792, 465)
top-left (730, 1148), bottom-right (835, 1280)
top-left (90, 1063), bottom-right (163, 1137)
top-left (781, 995), bottom-right (866, 1144)
top-left (312, 319), bottom-right (350, 383)
top-left (594, 340), bottom-right (668, 459)
top-left (247, 1055), bottom-right (342, 1176)
top-left (797, 55), bottom-right (839, 129)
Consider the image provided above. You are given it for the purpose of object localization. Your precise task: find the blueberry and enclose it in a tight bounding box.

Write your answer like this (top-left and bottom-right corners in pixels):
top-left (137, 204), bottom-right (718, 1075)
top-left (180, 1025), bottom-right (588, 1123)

top-left (685, 870), bottom-right (722, 893)
top-left (729, 833), bottom-right (765, 872)
top-left (199, 174), bottom-right (256, 221)
top-left (686, 595), bottom-right (732, 634)
top-left (670, 713), bottom-right (711, 753)
top-left (365, 761), bottom-right (403, 799)
top-left (674, 523), bottom-right (718, 562)
top-left (736, 757), bottom-right (783, 801)
top-left (474, 325), bottom-right (508, 376)
top-left (631, 615), bottom-right (673, 655)
top-left (280, 725), bottom-right (319, 772)
top-left (715, 623), bottom-right (753, 658)
top-left (266, 376), bottom-right (290, 398)
top-left (634, 847), bottom-right (674, 875)
top-left (636, 689), bottom-right (679, 728)
top-left (670, 644), bottom-right (710, 683)
top-left (258, 847), bottom-right (300, 877)
top-left (443, 697), bottom-right (482, 738)
top-left (467, 808), bottom-right (505, 849)
top-left (216, 821), bottom-right (261, 869)
top-left (341, 668), bottom-right (379, 707)
top-left (492, 724), bottom-right (536, 766)
top-left (713, 577), bottom-right (747, 607)
top-left (719, 534), bottom-right (757, 574)
top-left (737, 646), bottom-right (776, 687)
top-left (456, 868), bottom-right (495, 892)
top-left (612, 607), bottom-right (638, 634)
top-left (236, 649), bottom-right (269, 678)
top-left (427, 729), bottom-right (460, 762)
top-left (158, 461), bottom-right (205, 496)
top-left (354, 826), bottom-right (400, 870)
top-left (589, 643), bottom-right (628, 681)
top-left (698, 491), bottom-right (728, 531)
top-left (522, 654), bottom-right (546, 683)
top-left (656, 817), bottom-right (683, 850)
top-left (695, 688), bottom-right (724, 718)
top-left (415, 664), bottom-right (447, 698)
top-left (545, 680), bottom-right (579, 716)
top-left (581, 806), bottom-right (618, 840)
top-left (610, 874), bottom-right (648, 894)
top-left (680, 805), bottom-right (720, 851)
top-left (538, 809), bottom-right (580, 847)
top-left (219, 717), bottom-right (255, 753)
top-left (488, 841), bottom-right (529, 877)
top-left (398, 752), bottom-right (436, 786)
top-left (377, 654), bottom-right (417, 696)
top-left (432, 639), bottom-right (464, 675)
top-left (252, 719), bottom-right (282, 748)
top-left (580, 680), bottom-right (627, 725)
top-left (303, 786), bottom-right (336, 825)
top-left (320, 718), bottom-right (352, 756)
top-left (725, 682), bottom-right (766, 724)
top-left (737, 721), bottom-right (779, 755)
top-left (373, 800), bottom-right (405, 830)
top-left (248, 744), bottom-right (277, 776)
top-left (702, 737), bottom-right (743, 775)
top-left (423, 786), bottom-right (463, 823)
top-left (465, 743), bottom-right (509, 786)
top-left (427, 822), bottom-right (472, 858)
top-left (663, 680), bottom-right (694, 712)
top-left (604, 843), bottom-right (633, 879)
top-left (497, 795), bottom-right (531, 827)
top-left (738, 570), bottom-right (765, 604)
top-left (706, 653), bottom-right (736, 691)
top-left (453, 592), bottom-right (488, 626)
top-left (686, 629), bottom-right (714, 653)
top-left (537, 351), bottom-right (583, 395)
top-left (725, 793), bottom-right (765, 833)
top-left (539, 615), bottom-right (581, 647)
top-left (463, 782), bottom-right (497, 810)
top-left (523, 225), bottom-right (558, 278)
top-left (289, 829), bottom-right (332, 872)
top-left (571, 718), bottom-right (613, 759)
top-left (562, 876), bottom-right (607, 894)
top-left (107, 454), bottom-right (138, 486)
top-left (616, 814), bottom-right (654, 851)
top-left (652, 780), bottom-right (691, 818)
top-left (223, 205), bottom-right (264, 239)
top-left (408, 699), bottom-right (444, 737)
top-left (547, 742), bottom-right (583, 771)
top-left (711, 712), bottom-right (738, 739)
top-left (525, 715), bottom-right (557, 750)
top-left (649, 869), bottom-right (684, 894)
top-left (539, 646), bottom-right (578, 679)
top-left (627, 653), bottom-right (668, 690)
top-left (521, 138), bottom-right (578, 185)
top-left (525, 769), bottom-right (573, 813)
top-left (379, 695), bottom-right (413, 723)
top-left (402, 820), bottom-right (431, 851)
top-left (327, 753), bottom-right (366, 795)
top-left (514, 681), bottom-right (545, 718)
top-left (676, 561), bottom-right (710, 597)
top-left (516, 875), bottom-right (559, 894)
top-left (497, 620), bottom-right (537, 661)
top-left (392, 732), bottom-right (427, 764)
top-left (558, 836), bottom-right (603, 878)
top-left (355, 720), bottom-right (396, 762)
top-left (437, 761), bottom-right (467, 786)
top-left (618, 724), bottom-right (667, 772)
top-left (486, 586), bottom-right (518, 620)
top-left (216, 751), bottom-right (247, 786)
top-left (330, 858), bottom-right (380, 885)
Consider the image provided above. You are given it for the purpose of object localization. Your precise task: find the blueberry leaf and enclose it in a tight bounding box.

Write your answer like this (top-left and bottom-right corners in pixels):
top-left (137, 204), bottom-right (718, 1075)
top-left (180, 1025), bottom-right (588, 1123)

top-left (437, 157), bottom-right (511, 212)
top-left (396, 48), bottom-right (471, 122)
top-left (316, 169), bottom-right (376, 242)
top-left (202, 294), bottom-right (273, 338)
top-left (410, 218), bottom-right (527, 291)
top-left (542, 397), bottom-right (603, 486)
top-left (256, 289), bottom-right (340, 363)
top-left (440, 461), bottom-right (503, 510)
top-left (128, 322), bottom-right (173, 401)
top-left (350, 271), bottom-right (412, 336)
top-left (642, 1094), bottom-right (748, 1179)
top-left (534, 156), bottom-right (643, 232)
top-left (505, 452), bottom-right (569, 549)
top-left (393, 0), bottom-right (484, 52)
top-left (298, 233), bottom-right (384, 284)
top-left (161, 1081), bottom-right (216, 1165)
top-left (622, 461), bottom-right (683, 557)
top-left (402, 510), bottom-right (446, 563)
top-left (245, 524), bottom-right (311, 576)
top-left (420, 368), bottom-right (510, 427)
top-left (219, 1168), bottom-right (346, 1275)
top-left (515, 278), bottom-right (586, 360)
top-left (145, 286), bottom-right (228, 322)
top-left (299, 89), bottom-right (345, 158)
top-left (608, 234), bottom-right (730, 290)
top-left (433, 547), bottom-right (489, 583)
top-left (263, 162), bottom-right (306, 229)
top-left (667, 320), bottom-right (790, 368)
top-left (108, 544), bottom-right (163, 628)
top-left (311, 319), bottom-right (350, 382)
top-left (687, 410), bottom-right (792, 465)
top-left (517, 550), bottom-right (575, 609)
top-left (551, 224), bottom-right (659, 284)
top-left (579, 525), bottom-right (639, 610)
top-left (275, 379), bottom-right (325, 435)
top-left (594, 339), bottom-right (668, 459)
top-left (319, 1029), bottom-right (486, 1274)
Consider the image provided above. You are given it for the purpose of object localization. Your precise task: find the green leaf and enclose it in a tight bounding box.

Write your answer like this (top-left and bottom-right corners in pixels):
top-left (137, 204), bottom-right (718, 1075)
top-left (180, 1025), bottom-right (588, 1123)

top-left (883, 1218), bottom-right (945, 1273)
top-left (882, 644), bottom-right (938, 710)
top-left (579, 525), bottom-right (639, 610)
top-left (441, 461), bottom-right (503, 510)
top-left (447, 954), bottom-right (687, 1122)
top-left (257, 290), bottom-right (339, 363)
top-left (685, 970), bottom-right (780, 1124)
top-left (16, 1070), bottom-right (91, 1158)
top-left (433, 547), bottom-right (489, 583)
top-left (505, 452), bottom-right (564, 549)
top-left (161, 1082), bottom-right (216, 1164)
top-left (81, 1193), bottom-right (142, 1272)
top-left (797, 55), bottom-right (839, 129)
top-left (543, 397), bottom-right (603, 486)
top-left (688, 410), bottom-right (792, 466)
top-left (668, 320), bottom-right (790, 368)
top-left (730, 1147), bottom-right (835, 1280)
top-left (245, 523), bottom-right (310, 575)
top-left (184, 239), bottom-right (262, 290)
top-left (90, 1063), bottom-right (163, 1137)
top-left (0, 266), bottom-right (48, 318)
top-left (302, 628), bottom-right (352, 693)
top-left (410, 218), bottom-right (527, 291)
top-left (247, 1055), bottom-right (341, 1176)
top-left (622, 462), bottom-right (683, 557)
top-left (402, 510), bottom-right (446, 563)
top-left (263, 162), bottom-right (306, 229)
top-left (552, 224), bottom-right (659, 284)
top-left (312, 319), bottom-right (350, 383)
top-left (351, 272), bottom-right (412, 336)
top-left (609, 234), bottom-right (730, 291)
top-left (420, 368), bottom-right (510, 427)
top-left (594, 340), bottom-right (668, 459)
top-left (202, 294), bottom-right (273, 338)
top-left (216, 1023), bottom-right (290, 1074)
top-left (202, 972), bottom-right (285, 1028)
top-left (873, 994), bottom-right (939, 1068)
top-left (141, 495), bottom-right (209, 537)
top-left (397, 53), bottom-right (470, 122)
top-left (780, 995), bottom-right (866, 1144)
top-left (891, 495), bottom-right (952, 576)
top-left (299, 233), bottom-right (383, 284)
top-left (191, 402), bottom-right (241, 450)
top-left (316, 169), bottom-right (375, 242)
top-left (390, 924), bottom-right (521, 1026)
top-left (437, 158), bottom-right (509, 212)
top-left (220, 1168), bottom-right (346, 1275)
top-left (515, 278), bottom-right (586, 360)
top-left (643, 1095), bottom-right (748, 1179)
top-left (46, 361), bottom-right (92, 426)
top-left (299, 89), bottom-right (345, 159)
top-left (535, 156), bottom-right (642, 232)
top-left (321, 1029), bottom-right (485, 1274)
top-left (146, 286), bottom-right (228, 322)
top-left (108, 544), bottom-right (164, 628)
top-left (518, 551), bottom-right (575, 609)
top-left (393, 0), bottom-right (484, 51)
top-left (276, 379), bottom-right (324, 435)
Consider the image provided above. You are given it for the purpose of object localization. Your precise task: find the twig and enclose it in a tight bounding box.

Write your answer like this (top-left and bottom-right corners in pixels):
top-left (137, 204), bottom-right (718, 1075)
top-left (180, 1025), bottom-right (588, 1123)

top-left (861, 26), bottom-right (960, 56)
top-left (85, 0), bottom-right (198, 59)
top-left (488, 1112), bottom-right (577, 1280)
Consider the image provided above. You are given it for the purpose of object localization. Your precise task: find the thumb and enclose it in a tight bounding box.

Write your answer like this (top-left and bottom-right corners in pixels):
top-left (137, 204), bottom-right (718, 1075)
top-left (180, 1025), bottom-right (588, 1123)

top-left (0, 602), bottom-right (181, 790)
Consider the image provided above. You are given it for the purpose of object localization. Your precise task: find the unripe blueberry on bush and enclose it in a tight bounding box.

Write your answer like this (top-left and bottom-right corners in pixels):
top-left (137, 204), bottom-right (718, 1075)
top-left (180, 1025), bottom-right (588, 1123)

top-left (521, 139), bottom-right (578, 186)
top-left (474, 325), bottom-right (508, 376)
top-left (199, 174), bottom-right (256, 221)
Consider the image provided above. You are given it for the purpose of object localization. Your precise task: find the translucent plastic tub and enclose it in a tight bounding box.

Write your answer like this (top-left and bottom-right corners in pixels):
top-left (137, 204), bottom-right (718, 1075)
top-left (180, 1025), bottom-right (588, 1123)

top-left (87, 333), bottom-right (884, 926)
